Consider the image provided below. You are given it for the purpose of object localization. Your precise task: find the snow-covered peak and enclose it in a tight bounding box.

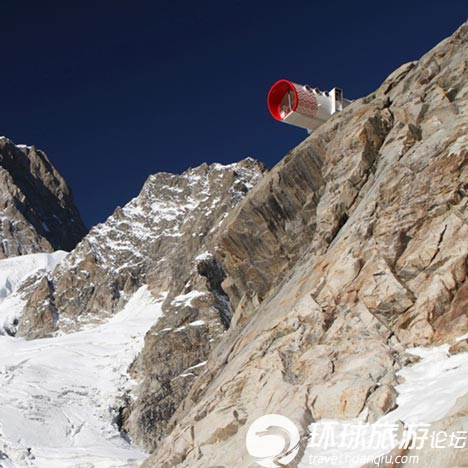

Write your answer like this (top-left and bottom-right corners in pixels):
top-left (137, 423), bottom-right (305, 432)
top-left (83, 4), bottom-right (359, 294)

top-left (14, 157), bottom-right (265, 336)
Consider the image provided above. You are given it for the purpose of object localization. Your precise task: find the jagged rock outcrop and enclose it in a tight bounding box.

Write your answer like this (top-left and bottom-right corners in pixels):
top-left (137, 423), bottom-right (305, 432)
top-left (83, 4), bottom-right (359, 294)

top-left (122, 252), bottom-right (234, 451)
top-left (16, 158), bottom-right (265, 339)
top-left (0, 137), bottom-right (87, 257)
top-left (141, 21), bottom-right (468, 467)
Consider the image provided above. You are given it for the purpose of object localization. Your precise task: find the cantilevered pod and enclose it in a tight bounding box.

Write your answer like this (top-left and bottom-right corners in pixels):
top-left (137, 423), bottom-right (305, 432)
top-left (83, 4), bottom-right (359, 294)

top-left (267, 79), bottom-right (351, 132)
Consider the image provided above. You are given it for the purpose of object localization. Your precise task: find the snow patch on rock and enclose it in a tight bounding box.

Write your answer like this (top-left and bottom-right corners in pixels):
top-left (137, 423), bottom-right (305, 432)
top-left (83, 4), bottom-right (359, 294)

top-left (299, 342), bottom-right (468, 467)
top-left (0, 252), bottom-right (68, 336)
top-left (0, 251), bottom-right (67, 302)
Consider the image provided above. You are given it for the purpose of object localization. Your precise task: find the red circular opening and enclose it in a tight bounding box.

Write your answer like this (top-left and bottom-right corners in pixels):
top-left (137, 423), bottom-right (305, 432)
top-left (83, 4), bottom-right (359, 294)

top-left (267, 79), bottom-right (298, 121)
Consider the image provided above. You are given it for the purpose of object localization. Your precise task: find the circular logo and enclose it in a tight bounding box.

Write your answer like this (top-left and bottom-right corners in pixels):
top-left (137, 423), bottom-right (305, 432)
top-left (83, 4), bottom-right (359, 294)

top-left (246, 414), bottom-right (300, 467)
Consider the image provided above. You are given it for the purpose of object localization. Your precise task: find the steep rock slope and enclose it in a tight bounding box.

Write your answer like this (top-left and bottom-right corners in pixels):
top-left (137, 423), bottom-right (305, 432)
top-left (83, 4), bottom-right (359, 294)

top-left (0, 137), bottom-right (87, 257)
top-left (142, 21), bottom-right (468, 467)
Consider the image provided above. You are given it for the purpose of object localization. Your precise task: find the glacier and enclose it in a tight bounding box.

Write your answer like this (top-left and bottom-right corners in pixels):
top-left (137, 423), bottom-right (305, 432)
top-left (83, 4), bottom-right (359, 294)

top-left (0, 253), bottom-right (163, 468)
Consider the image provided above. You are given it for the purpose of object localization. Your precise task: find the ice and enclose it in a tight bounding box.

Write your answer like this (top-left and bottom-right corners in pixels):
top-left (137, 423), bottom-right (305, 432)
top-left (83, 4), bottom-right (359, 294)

top-left (0, 285), bottom-right (163, 467)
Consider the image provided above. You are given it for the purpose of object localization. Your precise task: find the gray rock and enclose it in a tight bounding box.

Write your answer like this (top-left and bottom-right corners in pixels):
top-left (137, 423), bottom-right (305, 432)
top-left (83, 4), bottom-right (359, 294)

top-left (142, 20), bottom-right (468, 468)
top-left (15, 158), bottom-right (266, 339)
top-left (0, 137), bottom-right (87, 256)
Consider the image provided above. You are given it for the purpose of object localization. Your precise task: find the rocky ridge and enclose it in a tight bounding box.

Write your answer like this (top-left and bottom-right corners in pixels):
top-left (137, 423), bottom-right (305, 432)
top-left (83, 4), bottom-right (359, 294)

top-left (141, 21), bottom-right (468, 467)
top-left (0, 137), bottom-right (87, 258)
top-left (13, 157), bottom-right (265, 339)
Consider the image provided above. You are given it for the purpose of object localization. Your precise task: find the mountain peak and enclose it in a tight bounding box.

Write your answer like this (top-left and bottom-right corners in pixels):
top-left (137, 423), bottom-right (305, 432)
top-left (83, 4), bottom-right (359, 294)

top-left (0, 137), bottom-right (88, 257)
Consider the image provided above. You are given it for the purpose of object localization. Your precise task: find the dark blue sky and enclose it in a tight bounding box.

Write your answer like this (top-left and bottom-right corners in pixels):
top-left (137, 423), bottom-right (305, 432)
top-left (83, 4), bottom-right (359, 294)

top-left (1, 1), bottom-right (466, 227)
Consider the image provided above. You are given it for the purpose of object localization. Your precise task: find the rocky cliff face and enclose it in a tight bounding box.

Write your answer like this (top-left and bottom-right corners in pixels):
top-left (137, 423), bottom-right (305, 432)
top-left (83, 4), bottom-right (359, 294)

top-left (140, 21), bottom-right (468, 468)
top-left (0, 137), bottom-right (87, 257)
top-left (3, 21), bottom-right (467, 468)
top-left (14, 158), bottom-right (265, 339)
